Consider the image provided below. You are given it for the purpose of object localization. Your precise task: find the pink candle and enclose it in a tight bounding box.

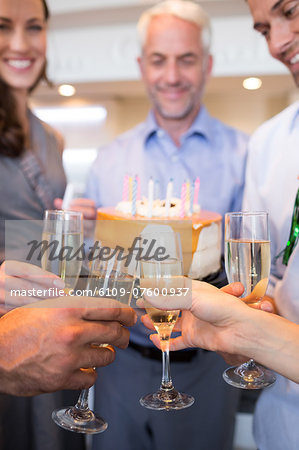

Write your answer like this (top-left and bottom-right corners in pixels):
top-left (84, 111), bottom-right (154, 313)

top-left (136, 175), bottom-right (141, 201)
top-left (131, 177), bottom-right (137, 216)
top-left (186, 180), bottom-right (190, 214)
top-left (193, 177), bottom-right (200, 206)
top-left (128, 176), bottom-right (133, 202)
top-left (122, 175), bottom-right (129, 201)
top-left (180, 182), bottom-right (186, 218)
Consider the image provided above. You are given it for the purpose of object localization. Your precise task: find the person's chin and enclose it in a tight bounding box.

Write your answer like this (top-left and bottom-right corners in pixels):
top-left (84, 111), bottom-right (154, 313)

top-left (160, 103), bottom-right (192, 120)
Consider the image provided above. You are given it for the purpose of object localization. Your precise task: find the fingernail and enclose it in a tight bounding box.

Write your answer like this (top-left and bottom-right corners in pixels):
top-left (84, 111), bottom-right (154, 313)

top-left (53, 278), bottom-right (65, 288)
top-left (261, 304), bottom-right (272, 312)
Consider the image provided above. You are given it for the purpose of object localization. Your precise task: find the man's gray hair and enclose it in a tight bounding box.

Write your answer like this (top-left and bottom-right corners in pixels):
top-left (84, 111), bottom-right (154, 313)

top-left (137, 0), bottom-right (212, 52)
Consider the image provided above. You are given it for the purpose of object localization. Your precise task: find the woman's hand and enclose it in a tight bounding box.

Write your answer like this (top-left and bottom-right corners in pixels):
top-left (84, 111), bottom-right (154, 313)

top-left (0, 261), bottom-right (65, 314)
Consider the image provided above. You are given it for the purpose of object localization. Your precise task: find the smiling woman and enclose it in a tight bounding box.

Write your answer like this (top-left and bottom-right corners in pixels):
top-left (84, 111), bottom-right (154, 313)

top-left (0, 0), bottom-right (49, 157)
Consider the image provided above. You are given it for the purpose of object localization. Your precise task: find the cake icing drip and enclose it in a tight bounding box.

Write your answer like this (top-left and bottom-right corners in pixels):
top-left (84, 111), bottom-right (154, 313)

top-left (116, 197), bottom-right (200, 217)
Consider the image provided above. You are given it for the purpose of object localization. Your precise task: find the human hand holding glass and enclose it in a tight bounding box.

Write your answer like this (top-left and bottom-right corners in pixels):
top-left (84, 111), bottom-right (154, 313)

top-left (52, 245), bottom-right (136, 434)
top-left (41, 209), bottom-right (100, 433)
top-left (139, 231), bottom-right (194, 410)
top-left (223, 211), bottom-right (276, 389)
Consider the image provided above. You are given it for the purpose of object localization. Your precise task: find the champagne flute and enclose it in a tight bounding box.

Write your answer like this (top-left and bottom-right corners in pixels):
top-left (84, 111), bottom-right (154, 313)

top-left (139, 231), bottom-right (194, 410)
top-left (52, 246), bottom-right (137, 434)
top-left (41, 210), bottom-right (102, 433)
top-left (223, 211), bottom-right (276, 389)
top-left (41, 210), bottom-right (83, 292)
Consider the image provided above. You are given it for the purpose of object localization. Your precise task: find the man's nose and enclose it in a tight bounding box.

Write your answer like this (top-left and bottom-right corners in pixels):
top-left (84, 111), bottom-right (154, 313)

top-left (164, 60), bottom-right (181, 84)
top-left (268, 21), bottom-right (294, 59)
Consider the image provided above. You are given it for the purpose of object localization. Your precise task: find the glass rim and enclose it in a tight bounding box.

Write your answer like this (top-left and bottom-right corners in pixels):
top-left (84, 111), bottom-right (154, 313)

top-left (225, 211), bottom-right (268, 218)
top-left (44, 209), bottom-right (83, 219)
top-left (139, 230), bottom-right (181, 236)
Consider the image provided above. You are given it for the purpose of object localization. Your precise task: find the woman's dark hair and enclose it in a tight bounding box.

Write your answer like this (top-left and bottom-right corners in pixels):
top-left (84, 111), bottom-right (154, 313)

top-left (0, 0), bottom-right (50, 157)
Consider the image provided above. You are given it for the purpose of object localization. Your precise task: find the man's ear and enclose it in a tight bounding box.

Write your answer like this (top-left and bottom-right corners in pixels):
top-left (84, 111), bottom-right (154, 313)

top-left (137, 55), bottom-right (144, 79)
top-left (206, 54), bottom-right (213, 78)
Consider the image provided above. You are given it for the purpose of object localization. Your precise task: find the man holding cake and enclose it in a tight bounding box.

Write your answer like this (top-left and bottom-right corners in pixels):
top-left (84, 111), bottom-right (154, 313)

top-left (86, 1), bottom-right (248, 449)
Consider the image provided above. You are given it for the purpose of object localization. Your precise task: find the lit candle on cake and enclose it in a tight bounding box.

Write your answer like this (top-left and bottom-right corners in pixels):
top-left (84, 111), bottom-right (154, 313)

top-left (190, 180), bottom-right (195, 214)
top-left (122, 175), bottom-right (129, 201)
top-left (180, 182), bottom-right (186, 218)
top-left (193, 177), bottom-right (200, 207)
top-left (165, 178), bottom-right (173, 217)
top-left (186, 180), bottom-right (190, 215)
top-left (136, 175), bottom-right (141, 201)
top-left (128, 176), bottom-right (133, 202)
top-left (154, 179), bottom-right (160, 201)
top-left (147, 177), bottom-right (154, 218)
top-left (131, 177), bottom-right (137, 216)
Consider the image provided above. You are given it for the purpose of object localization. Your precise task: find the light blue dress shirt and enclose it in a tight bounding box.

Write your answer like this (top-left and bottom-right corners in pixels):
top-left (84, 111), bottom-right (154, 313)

top-left (86, 106), bottom-right (248, 345)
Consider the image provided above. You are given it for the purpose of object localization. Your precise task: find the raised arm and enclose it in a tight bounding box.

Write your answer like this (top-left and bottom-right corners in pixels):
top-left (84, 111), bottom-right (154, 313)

top-left (142, 280), bottom-right (299, 384)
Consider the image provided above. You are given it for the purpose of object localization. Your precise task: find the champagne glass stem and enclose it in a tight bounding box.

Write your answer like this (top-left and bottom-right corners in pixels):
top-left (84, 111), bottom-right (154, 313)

top-left (75, 389), bottom-right (90, 412)
top-left (161, 346), bottom-right (173, 390)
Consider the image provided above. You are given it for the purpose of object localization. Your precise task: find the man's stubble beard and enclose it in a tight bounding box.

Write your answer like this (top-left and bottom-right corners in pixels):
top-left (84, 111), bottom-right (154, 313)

top-left (148, 83), bottom-right (205, 122)
top-left (150, 92), bottom-right (198, 121)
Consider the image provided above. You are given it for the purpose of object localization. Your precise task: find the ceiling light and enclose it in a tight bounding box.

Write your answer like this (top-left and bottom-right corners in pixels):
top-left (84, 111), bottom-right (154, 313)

top-left (58, 84), bottom-right (76, 97)
top-left (34, 106), bottom-right (107, 124)
top-left (242, 77), bottom-right (262, 90)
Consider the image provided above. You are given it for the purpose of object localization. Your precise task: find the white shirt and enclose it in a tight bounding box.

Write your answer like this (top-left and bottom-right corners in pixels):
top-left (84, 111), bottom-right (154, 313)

top-left (243, 101), bottom-right (299, 450)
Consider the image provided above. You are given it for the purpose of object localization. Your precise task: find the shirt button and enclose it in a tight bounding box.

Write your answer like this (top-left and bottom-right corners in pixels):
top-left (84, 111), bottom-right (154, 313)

top-left (171, 154), bottom-right (179, 163)
top-left (157, 130), bottom-right (164, 138)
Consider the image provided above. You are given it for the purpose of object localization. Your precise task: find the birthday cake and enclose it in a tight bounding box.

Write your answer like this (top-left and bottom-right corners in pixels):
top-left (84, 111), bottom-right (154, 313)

top-left (96, 196), bottom-right (222, 280)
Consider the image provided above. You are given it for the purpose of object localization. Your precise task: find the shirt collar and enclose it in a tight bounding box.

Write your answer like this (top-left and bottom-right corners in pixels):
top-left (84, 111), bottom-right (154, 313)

top-left (143, 110), bottom-right (159, 143)
top-left (183, 106), bottom-right (213, 142)
top-left (143, 106), bottom-right (212, 146)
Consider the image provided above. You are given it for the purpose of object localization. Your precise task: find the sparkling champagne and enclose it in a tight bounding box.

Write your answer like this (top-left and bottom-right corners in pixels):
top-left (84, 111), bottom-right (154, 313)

top-left (225, 239), bottom-right (270, 304)
top-left (41, 231), bottom-right (83, 290)
top-left (140, 259), bottom-right (183, 339)
top-left (145, 306), bottom-right (180, 335)
top-left (87, 269), bottom-right (135, 305)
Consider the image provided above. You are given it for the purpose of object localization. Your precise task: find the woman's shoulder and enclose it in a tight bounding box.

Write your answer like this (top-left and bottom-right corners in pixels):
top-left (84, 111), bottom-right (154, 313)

top-left (30, 112), bottom-right (64, 154)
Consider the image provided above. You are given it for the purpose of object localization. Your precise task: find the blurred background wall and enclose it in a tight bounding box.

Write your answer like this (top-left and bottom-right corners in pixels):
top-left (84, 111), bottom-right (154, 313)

top-left (30, 0), bottom-right (298, 187)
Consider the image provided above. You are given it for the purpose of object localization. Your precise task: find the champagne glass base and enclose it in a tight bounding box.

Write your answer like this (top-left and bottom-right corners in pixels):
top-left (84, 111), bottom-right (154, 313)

top-left (52, 406), bottom-right (108, 434)
top-left (140, 388), bottom-right (194, 410)
top-left (223, 365), bottom-right (276, 390)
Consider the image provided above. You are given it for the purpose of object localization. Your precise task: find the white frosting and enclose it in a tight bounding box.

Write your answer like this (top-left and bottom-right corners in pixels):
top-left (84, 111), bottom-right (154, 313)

top-left (113, 198), bottom-right (220, 280)
top-left (116, 197), bottom-right (200, 217)
top-left (188, 222), bottom-right (222, 279)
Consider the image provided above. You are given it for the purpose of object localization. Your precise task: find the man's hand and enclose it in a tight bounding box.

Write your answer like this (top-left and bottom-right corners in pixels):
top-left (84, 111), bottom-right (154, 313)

top-left (0, 296), bottom-right (136, 396)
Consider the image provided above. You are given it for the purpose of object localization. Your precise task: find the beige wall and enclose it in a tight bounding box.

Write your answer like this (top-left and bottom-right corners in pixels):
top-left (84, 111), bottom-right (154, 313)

top-left (30, 76), bottom-right (296, 186)
top-left (204, 92), bottom-right (289, 135)
top-left (102, 91), bottom-right (290, 142)
top-left (30, 75), bottom-right (296, 157)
